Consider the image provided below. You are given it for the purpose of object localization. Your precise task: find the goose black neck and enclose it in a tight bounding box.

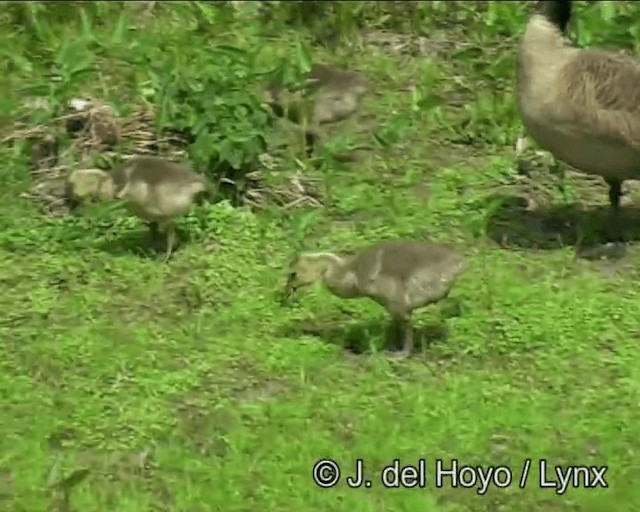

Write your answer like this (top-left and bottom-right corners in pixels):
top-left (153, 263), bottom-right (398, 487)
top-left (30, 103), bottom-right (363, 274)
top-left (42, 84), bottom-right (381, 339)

top-left (535, 0), bottom-right (572, 33)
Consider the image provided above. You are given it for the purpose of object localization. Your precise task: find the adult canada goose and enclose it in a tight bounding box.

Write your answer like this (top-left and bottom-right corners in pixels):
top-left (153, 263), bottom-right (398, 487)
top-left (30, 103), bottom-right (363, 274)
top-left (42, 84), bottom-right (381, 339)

top-left (282, 239), bottom-right (465, 358)
top-left (264, 63), bottom-right (372, 153)
top-left (517, 0), bottom-right (640, 243)
top-left (65, 156), bottom-right (213, 261)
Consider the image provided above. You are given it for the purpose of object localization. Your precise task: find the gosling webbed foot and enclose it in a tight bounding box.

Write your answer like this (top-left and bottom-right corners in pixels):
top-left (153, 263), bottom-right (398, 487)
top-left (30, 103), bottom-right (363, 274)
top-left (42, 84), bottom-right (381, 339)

top-left (603, 227), bottom-right (625, 245)
top-left (386, 349), bottom-right (411, 360)
top-left (575, 179), bottom-right (627, 260)
top-left (576, 241), bottom-right (627, 261)
top-left (386, 315), bottom-right (413, 360)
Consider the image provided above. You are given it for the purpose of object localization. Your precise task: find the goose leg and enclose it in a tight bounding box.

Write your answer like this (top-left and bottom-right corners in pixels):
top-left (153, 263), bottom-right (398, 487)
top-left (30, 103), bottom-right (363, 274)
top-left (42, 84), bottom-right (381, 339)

top-left (607, 179), bottom-right (622, 209)
top-left (605, 178), bottom-right (623, 242)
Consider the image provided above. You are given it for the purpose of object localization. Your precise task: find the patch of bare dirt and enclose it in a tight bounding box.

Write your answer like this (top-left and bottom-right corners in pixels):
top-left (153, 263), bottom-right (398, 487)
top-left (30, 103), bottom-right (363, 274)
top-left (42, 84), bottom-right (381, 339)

top-left (44, 429), bottom-right (173, 510)
top-left (0, 468), bottom-right (13, 502)
top-left (361, 29), bottom-right (454, 59)
top-left (65, 448), bottom-right (173, 512)
top-left (171, 355), bottom-right (294, 456)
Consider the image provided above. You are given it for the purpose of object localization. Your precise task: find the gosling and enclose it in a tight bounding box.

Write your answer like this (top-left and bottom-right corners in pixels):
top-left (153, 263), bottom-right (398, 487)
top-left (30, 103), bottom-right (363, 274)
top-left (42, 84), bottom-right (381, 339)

top-left (65, 156), bottom-right (213, 261)
top-left (282, 239), bottom-right (465, 358)
top-left (265, 63), bottom-right (371, 152)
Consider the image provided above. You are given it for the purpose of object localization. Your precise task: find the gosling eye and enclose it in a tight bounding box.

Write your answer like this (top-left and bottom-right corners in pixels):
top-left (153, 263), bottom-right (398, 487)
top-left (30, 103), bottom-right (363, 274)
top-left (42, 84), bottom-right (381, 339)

top-left (289, 272), bottom-right (297, 280)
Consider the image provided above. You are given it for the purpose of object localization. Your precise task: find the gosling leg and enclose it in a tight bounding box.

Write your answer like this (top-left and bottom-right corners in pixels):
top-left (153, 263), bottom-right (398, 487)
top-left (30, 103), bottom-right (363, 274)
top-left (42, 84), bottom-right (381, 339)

top-left (515, 131), bottom-right (528, 157)
top-left (515, 129), bottom-right (560, 177)
top-left (541, 151), bottom-right (559, 175)
top-left (304, 130), bottom-right (316, 157)
top-left (148, 221), bottom-right (160, 244)
top-left (387, 315), bottom-right (413, 360)
top-left (162, 222), bottom-right (177, 262)
top-left (145, 221), bottom-right (169, 257)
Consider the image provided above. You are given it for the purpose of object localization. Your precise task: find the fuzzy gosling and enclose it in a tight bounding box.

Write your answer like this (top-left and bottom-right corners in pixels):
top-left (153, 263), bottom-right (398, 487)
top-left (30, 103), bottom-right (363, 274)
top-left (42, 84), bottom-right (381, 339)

top-left (264, 63), bottom-right (371, 153)
top-left (282, 239), bottom-right (465, 358)
top-left (265, 63), bottom-right (371, 125)
top-left (65, 156), bottom-right (213, 261)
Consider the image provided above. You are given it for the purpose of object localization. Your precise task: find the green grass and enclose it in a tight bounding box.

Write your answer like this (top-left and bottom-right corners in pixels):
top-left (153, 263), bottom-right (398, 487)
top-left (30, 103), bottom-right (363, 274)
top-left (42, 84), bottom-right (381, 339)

top-left (2, 2), bottom-right (640, 511)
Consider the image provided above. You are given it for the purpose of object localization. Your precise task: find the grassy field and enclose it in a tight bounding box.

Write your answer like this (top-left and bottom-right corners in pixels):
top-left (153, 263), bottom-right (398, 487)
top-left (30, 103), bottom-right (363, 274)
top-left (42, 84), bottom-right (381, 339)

top-left (1, 2), bottom-right (640, 511)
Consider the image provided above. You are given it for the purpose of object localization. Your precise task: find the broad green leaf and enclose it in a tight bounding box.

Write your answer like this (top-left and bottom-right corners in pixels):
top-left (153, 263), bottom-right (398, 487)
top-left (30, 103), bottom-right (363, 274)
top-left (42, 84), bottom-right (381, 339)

top-left (294, 36), bottom-right (312, 74)
top-left (112, 12), bottom-right (129, 44)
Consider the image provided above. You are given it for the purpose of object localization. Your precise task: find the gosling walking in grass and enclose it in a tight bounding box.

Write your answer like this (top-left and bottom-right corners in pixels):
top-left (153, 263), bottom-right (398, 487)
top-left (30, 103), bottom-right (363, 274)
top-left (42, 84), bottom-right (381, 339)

top-left (265, 63), bottom-right (371, 125)
top-left (65, 156), bottom-right (214, 261)
top-left (264, 63), bottom-right (371, 154)
top-left (282, 239), bottom-right (465, 358)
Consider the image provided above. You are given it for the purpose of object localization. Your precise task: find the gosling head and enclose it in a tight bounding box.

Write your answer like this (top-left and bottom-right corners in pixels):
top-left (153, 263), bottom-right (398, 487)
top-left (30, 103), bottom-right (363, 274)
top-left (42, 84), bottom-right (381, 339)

top-left (64, 168), bottom-right (114, 212)
top-left (281, 253), bottom-right (333, 303)
top-left (263, 87), bottom-right (279, 107)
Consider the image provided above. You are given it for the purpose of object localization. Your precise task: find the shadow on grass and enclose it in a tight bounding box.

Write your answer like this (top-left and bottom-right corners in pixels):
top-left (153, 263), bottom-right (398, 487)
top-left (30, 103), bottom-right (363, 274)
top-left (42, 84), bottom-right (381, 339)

top-left (279, 317), bottom-right (450, 356)
top-left (93, 226), bottom-right (192, 260)
top-left (485, 195), bottom-right (640, 260)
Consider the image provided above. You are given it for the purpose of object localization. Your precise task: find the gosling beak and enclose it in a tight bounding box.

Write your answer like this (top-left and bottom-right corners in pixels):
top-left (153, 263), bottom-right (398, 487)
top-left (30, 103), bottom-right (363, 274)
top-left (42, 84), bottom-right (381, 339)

top-left (280, 286), bottom-right (292, 304)
top-left (280, 278), bottom-right (297, 305)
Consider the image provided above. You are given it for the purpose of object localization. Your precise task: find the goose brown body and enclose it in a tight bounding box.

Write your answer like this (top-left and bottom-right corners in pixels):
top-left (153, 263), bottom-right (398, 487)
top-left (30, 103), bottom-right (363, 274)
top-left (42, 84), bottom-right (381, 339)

top-left (284, 239), bottom-right (465, 358)
top-left (517, 0), bottom-right (640, 232)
